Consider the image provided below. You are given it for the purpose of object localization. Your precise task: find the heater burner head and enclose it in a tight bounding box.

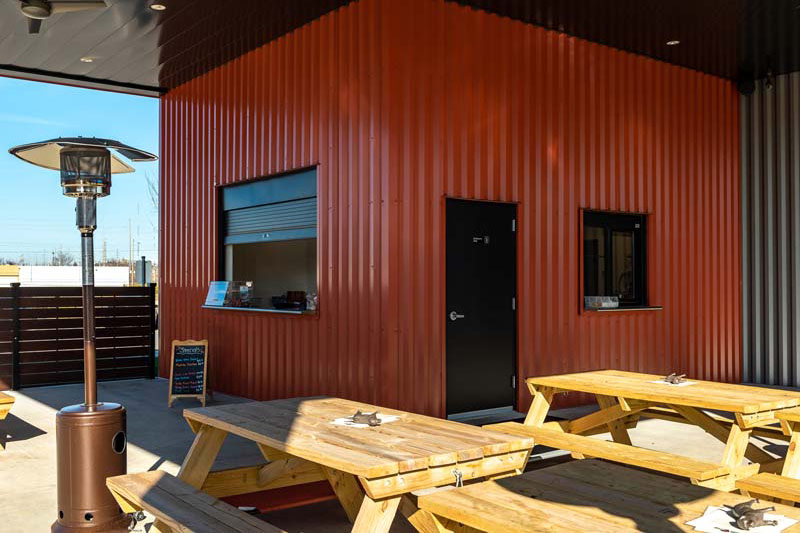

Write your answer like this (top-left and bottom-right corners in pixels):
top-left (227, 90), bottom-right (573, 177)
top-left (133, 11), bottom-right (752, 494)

top-left (60, 146), bottom-right (112, 198)
top-left (7, 137), bottom-right (157, 198)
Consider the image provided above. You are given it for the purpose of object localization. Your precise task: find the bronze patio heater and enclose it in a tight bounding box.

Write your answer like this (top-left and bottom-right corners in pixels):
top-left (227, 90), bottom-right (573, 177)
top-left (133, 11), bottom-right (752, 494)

top-left (9, 138), bottom-right (157, 532)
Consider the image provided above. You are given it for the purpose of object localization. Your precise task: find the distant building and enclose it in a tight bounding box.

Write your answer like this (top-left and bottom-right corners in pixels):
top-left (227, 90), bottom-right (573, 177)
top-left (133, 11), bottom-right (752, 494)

top-left (0, 265), bottom-right (19, 286)
top-left (0, 266), bottom-right (129, 287)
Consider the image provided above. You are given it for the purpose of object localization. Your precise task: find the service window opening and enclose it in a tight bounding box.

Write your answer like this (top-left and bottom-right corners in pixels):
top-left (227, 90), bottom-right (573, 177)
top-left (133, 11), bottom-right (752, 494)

top-left (216, 168), bottom-right (318, 312)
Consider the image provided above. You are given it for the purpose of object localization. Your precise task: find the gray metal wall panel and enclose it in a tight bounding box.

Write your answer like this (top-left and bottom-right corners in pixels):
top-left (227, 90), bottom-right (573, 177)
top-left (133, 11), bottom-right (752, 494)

top-left (743, 73), bottom-right (800, 386)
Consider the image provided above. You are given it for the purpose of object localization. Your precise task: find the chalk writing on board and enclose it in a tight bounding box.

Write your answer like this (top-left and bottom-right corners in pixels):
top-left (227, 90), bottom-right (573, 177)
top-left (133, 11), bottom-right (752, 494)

top-left (171, 344), bottom-right (206, 396)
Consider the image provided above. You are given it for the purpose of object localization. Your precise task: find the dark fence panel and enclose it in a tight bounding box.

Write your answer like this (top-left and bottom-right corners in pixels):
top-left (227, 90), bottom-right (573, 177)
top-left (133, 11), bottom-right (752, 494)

top-left (0, 284), bottom-right (157, 390)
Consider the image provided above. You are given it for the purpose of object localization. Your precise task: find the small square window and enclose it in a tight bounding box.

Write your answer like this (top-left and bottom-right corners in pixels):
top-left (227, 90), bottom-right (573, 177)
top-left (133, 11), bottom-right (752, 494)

top-left (583, 211), bottom-right (647, 308)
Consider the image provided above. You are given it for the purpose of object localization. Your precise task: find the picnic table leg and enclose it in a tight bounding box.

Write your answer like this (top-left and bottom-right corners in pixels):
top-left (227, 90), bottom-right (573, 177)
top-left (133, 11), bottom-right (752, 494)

top-left (177, 424), bottom-right (228, 488)
top-left (721, 423), bottom-right (751, 469)
top-left (352, 495), bottom-right (401, 533)
top-left (523, 385), bottom-right (554, 427)
top-left (321, 466), bottom-right (365, 523)
top-left (781, 421), bottom-right (800, 478)
top-left (148, 425), bottom-right (227, 533)
top-left (596, 395), bottom-right (632, 445)
top-left (669, 405), bottom-right (775, 465)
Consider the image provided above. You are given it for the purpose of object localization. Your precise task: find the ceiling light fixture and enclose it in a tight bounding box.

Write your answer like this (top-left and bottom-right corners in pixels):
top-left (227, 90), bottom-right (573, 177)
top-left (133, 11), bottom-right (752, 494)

top-left (149, 3), bottom-right (166, 10)
top-left (80, 56), bottom-right (94, 63)
top-left (666, 40), bottom-right (680, 46)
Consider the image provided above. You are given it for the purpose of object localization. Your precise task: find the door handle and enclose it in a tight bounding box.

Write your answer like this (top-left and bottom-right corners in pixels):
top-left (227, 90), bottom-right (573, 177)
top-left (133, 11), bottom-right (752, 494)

top-left (449, 311), bottom-right (465, 321)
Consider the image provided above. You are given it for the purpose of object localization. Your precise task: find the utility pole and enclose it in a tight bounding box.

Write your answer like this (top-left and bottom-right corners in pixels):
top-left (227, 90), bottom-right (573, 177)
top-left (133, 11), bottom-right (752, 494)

top-left (128, 218), bottom-right (133, 285)
top-left (102, 239), bottom-right (107, 265)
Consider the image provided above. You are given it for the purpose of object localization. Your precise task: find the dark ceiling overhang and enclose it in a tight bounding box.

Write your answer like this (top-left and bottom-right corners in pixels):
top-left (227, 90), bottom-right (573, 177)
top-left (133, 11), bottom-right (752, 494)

top-left (0, 0), bottom-right (353, 96)
top-left (0, 0), bottom-right (797, 96)
top-left (455, 0), bottom-right (800, 82)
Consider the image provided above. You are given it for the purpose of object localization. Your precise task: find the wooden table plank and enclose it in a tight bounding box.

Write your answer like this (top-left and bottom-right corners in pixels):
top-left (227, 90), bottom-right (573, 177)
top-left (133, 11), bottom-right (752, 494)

top-left (527, 370), bottom-right (800, 413)
top-left (419, 460), bottom-right (800, 532)
top-left (184, 397), bottom-right (532, 479)
top-left (180, 396), bottom-right (534, 533)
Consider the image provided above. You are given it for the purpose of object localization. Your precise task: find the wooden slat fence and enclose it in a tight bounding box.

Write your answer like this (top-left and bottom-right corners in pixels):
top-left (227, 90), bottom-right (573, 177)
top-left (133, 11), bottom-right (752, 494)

top-left (0, 284), bottom-right (156, 389)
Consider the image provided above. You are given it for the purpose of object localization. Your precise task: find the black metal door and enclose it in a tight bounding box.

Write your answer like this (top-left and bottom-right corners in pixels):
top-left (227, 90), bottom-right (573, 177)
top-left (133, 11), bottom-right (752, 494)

top-left (446, 199), bottom-right (517, 415)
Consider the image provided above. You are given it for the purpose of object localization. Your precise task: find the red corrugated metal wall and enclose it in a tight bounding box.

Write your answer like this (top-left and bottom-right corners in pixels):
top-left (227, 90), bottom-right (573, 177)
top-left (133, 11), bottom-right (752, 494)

top-left (159, 0), bottom-right (741, 416)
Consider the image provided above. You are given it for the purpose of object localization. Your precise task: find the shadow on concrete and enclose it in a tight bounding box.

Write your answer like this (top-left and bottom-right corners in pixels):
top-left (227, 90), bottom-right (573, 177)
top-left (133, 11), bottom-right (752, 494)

top-left (0, 412), bottom-right (47, 448)
top-left (17, 378), bottom-right (263, 470)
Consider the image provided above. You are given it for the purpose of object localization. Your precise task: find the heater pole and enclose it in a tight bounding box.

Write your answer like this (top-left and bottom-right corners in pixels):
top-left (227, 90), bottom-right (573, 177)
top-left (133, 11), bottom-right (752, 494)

top-left (81, 232), bottom-right (97, 407)
top-left (77, 197), bottom-right (98, 407)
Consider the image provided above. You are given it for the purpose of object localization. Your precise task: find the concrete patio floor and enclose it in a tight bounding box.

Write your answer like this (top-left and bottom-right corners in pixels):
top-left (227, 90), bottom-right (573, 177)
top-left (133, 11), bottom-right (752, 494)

top-left (0, 379), bottom-right (789, 532)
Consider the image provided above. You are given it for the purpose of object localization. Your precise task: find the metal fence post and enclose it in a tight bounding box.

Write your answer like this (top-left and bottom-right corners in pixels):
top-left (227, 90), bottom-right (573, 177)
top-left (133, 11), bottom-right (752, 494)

top-left (10, 282), bottom-right (20, 390)
top-left (148, 283), bottom-right (157, 379)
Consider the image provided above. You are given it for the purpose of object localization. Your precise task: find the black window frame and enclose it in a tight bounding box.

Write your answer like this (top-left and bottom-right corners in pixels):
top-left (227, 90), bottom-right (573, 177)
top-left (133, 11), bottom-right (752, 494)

top-left (583, 210), bottom-right (647, 308)
top-left (213, 167), bottom-right (319, 312)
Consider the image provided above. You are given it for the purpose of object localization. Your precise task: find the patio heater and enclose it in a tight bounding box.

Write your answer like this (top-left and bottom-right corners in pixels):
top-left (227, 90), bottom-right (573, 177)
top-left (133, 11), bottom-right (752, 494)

top-left (8, 138), bottom-right (157, 532)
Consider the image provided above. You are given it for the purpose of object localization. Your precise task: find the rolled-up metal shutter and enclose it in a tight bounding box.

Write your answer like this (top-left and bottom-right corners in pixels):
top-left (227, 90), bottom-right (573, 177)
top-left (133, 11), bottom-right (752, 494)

top-left (221, 168), bottom-right (317, 244)
top-left (225, 197), bottom-right (316, 244)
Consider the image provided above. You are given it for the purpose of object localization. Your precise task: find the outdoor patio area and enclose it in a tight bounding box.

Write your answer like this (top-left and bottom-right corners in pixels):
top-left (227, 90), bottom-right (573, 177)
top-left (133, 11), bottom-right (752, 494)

top-left (0, 379), bottom-right (416, 532)
top-left (0, 378), bottom-right (792, 532)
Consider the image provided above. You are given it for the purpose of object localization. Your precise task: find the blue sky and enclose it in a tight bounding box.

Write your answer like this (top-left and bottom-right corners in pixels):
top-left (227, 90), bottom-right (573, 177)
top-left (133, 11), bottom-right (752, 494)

top-left (0, 77), bottom-right (159, 265)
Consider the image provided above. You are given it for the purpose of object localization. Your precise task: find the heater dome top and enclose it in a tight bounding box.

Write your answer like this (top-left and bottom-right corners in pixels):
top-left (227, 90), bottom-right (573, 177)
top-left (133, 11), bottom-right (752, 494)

top-left (8, 136), bottom-right (157, 173)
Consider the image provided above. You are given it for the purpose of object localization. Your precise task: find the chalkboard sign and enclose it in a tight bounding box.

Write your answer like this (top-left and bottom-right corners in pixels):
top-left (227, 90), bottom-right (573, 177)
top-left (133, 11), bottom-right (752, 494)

top-left (168, 340), bottom-right (208, 407)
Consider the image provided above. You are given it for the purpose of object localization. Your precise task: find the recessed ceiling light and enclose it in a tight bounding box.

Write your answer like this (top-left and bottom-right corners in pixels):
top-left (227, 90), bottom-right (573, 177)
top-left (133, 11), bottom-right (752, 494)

top-left (80, 57), bottom-right (94, 63)
top-left (666, 40), bottom-right (680, 46)
top-left (150, 3), bottom-right (166, 10)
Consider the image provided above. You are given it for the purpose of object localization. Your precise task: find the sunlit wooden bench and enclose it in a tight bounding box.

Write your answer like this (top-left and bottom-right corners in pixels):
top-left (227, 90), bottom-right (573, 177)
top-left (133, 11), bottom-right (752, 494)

top-left (413, 459), bottom-right (800, 533)
top-left (735, 407), bottom-right (800, 503)
top-left (106, 471), bottom-right (284, 533)
top-left (0, 392), bottom-right (14, 450)
top-left (486, 422), bottom-right (746, 486)
top-left (737, 473), bottom-right (800, 503)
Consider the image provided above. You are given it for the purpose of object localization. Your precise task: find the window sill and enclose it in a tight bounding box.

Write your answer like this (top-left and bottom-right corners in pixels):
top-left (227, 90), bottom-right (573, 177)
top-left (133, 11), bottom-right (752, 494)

top-left (583, 306), bottom-right (663, 314)
top-left (202, 305), bottom-right (318, 317)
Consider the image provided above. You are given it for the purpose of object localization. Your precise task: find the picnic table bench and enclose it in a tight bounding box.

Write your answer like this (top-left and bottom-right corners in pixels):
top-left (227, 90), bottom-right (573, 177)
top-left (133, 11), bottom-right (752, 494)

top-left (0, 391), bottom-right (14, 450)
top-left (175, 397), bottom-right (533, 532)
top-left (414, 459), bottom-right (800, 532)
top-left (735, 406), bottom-right (800, 504)
top-left (487, 370), bottom-right (800, 490)
top-left (106, 471), bottom-right (284, 533)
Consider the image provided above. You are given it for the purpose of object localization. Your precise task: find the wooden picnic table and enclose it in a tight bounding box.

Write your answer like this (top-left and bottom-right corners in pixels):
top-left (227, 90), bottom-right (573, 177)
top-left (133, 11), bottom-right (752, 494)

top-left (177, 397), bottom-right (533, 532)
top-left (488, 370), bottom-right (800, 491)
top-left (416, 459), bottom-right (800, 532)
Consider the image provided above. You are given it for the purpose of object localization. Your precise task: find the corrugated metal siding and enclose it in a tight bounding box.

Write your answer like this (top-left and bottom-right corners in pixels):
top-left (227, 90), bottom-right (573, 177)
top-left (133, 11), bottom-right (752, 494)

top-left (742, 73), bottom-right (800, 387)
top-left (160, 0), bottom-right (741, 416)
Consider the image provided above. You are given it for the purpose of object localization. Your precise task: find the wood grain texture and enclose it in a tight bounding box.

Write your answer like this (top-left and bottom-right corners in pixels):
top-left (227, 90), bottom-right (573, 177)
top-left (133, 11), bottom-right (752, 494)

top-left (527, 371), bottom-right (800, 414)
top-left (106, 471), bottom-right (283, 532)
top-left (419, 460), bottom-right (800, 532)
top-left (321, 466), bottom-right (365, 523)
top-left (777, 407), bottom-right (800, 423)
top-left (199, 462), bottom-right (324, 498)
top-left (737, 473), bottom-right (800, 504)
top-left (177, 425), bottom-right (228, 488)
top-left (351, 495), bottom-right (401, 533)
top-left (491, 425), bottom-right (729, 481)
top-left (183, 397), bottom-right (532, 479)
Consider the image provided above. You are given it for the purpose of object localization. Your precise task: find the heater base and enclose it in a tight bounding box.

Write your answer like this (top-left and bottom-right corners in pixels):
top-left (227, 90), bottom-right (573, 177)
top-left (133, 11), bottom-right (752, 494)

top-left (51, 513), bottom-right (131, 533)
top-left (53, 403), bottom-right (129, 532)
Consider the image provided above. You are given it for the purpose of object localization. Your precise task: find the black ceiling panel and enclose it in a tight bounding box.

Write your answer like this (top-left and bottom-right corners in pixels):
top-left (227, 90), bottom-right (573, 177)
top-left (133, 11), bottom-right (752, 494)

top-left (0, 0), bottom-right (797, 95)
top-left (0, 0), bottom-right (353, 95)
top-left (454, 0), bottom-right (800, 82)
